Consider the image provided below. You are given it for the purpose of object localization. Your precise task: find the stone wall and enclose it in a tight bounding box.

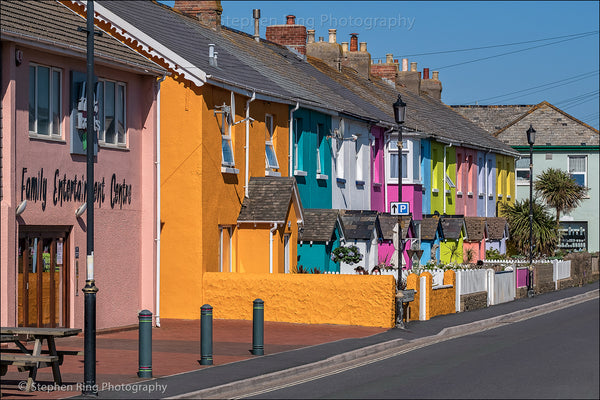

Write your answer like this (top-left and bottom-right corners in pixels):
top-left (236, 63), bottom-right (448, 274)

top-left (534, 262), bottom-right (555, 294)
top-left (565, 252), bottom-right (599, 285)
top-left (460, 291), bottom-right (488, 312)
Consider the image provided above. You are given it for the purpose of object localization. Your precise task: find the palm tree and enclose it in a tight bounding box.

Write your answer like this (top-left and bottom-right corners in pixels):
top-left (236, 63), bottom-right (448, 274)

top-left (500, 199), bottom-right (558, 257)
top-left (534, 168), bottom-right (588, 228)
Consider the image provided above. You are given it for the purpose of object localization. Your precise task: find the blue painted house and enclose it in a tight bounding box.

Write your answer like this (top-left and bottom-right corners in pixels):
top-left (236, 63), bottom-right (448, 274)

top-left (297, 209), bottom-right (344, 273)
top-left (291, 108), bottom-right (333, 209)
top-left (420, 215), bottom-right (443, 265)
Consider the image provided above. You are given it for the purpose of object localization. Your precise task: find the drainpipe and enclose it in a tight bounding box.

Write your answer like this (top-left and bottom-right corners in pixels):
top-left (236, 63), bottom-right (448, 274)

top-left (155, 73), bottom-right (166, 328)
top-left (443, 143), bottom-right (452, 215)
top-left (289, 102), bottom-right (300, 174)
top-left (245, 92), bottom-right (256, 198)
top-left (485, 150), bottom-right (491, 218)
top-left (269, 223), bottom-right (278, 273)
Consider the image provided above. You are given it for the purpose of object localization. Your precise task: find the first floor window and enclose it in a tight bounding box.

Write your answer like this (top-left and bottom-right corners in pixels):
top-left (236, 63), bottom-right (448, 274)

top-left (568, 155), bottom-right (586, 186)
top-left (29, 64), bottom-right (62, 137)
top-left (265, 114), bottom-right (279, 169)
top-left (222, 136), bottom-right (235, 166)
top-left (389, 138), bottom-right (419, 182)
top-left (97, 80), bottom-right (126, 146)
top-left (516, 157), bottom-right (530, 185)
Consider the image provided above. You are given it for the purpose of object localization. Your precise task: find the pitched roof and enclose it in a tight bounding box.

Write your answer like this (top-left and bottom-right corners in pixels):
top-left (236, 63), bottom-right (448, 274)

top-left (440, 217), bottom-right (466, 240)
top-left (307, 57), bottom-right (519, 156)
top-left (486, 217), bottom-right (509, 240)
top-left (452, 102), bottom-right (599, 147)
top-left (464, 217), bottom-right (487, 241)
top-left (450, 105), bottom-right (534, 134)
top-left (299, 209), bottom-right (341, 242)
top-left (420, 216), bottom-right (441, 241)
top-left (340, 210), bottom-right (379, 240)
top-left (0, 0), bottom-right (165, 75)
top-left (237, 177), bottom-right (301, 223)
top-left (378, 213), bottom-right (412, 240)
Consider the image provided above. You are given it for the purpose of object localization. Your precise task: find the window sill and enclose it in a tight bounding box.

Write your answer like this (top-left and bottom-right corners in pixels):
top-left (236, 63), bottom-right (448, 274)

top-left (373, 182), bottom-right (382, 188)
top-left (432, 188), bottom-right (439, 193)
top-left (467, 192), bottom-right (474, 197)
top-left (478, 193), bottom-right (485, 198)
top-left (316, 174), bottom-right (329, 180)
top-left (517, 182), bottom-right (531, 186)
top-left (336, 178), bottom-right (346, 185)
top-left (294, 170), bottom-right (308, 177)
top-left (265, 170), bottom-right (281, 177)
top-left (221, 167), bottom-right (240, 174)
top-left (355, 180), bottom-right (365, 186)
top-left (100, 143), bottom-right (130, 151)
top-left (497, 194), bottom-right (503, 199)
top-left (507, 195), bottom-right (511, 200)
top-left (445, 190), bottom-right (451, 195)
top-left (29, 133), bottom-right (65, 143)
top-left (457, 191), bottom-right (463, 196)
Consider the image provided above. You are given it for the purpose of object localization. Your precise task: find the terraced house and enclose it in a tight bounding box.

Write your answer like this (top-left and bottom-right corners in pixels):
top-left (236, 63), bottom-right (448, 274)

top-left (53, 0), bottom-right (523, 324)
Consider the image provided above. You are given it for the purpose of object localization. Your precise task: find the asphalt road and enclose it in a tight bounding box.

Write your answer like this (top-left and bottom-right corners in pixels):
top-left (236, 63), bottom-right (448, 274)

top-left (247, 298), bottom-right (599, 399)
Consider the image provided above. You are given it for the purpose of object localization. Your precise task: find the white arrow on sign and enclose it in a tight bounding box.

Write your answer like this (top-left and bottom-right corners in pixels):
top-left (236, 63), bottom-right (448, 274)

top-left (390, 202), bottom-right (410, 216)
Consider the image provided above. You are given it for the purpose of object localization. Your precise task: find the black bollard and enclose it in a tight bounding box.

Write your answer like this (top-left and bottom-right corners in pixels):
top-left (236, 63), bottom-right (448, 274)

top-left (200, 304), bottom-right (213, 365)
top-left (251, 299), bottom-right (264, 356)
top-left (137, 310), bottom-right (153, 378)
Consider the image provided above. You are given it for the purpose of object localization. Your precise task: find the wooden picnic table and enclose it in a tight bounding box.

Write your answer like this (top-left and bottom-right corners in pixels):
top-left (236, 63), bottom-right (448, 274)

top-left (0, 326), bottom-right (82, 391)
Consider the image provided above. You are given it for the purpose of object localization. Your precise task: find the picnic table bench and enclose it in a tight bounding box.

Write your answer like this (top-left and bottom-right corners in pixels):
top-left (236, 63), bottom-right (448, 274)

top-left (0, 327), bottom-right (82, 391)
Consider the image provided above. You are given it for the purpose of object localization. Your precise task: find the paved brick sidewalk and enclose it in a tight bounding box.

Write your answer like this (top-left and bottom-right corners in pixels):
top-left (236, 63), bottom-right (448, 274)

top-left (0, 319), bottom-right (386, 399)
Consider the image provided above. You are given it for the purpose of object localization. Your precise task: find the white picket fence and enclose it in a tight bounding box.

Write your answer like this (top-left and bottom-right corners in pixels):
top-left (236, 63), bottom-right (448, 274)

top-left (489, 270), bottom-right (516, 305)
top-left (455, 269), bottom-right (490, 311)
top-left (551, 259), bottom-right (571, 289)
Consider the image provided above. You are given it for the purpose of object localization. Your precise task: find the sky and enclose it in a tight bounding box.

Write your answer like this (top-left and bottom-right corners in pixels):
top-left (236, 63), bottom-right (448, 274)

top-left (160, 1), bottom-right (599, 130)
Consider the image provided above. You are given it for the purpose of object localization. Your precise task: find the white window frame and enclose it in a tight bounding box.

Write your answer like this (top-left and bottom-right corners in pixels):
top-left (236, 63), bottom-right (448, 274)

top-left (335, 137), bottom-right (345, 180)
top-left (265, 114), bottom-right (279, 170)
top-left (218, 105), bottom-right (235, 169)
top-left (29, 63), bottom-right (62, 139)
top-left (97, 79), bottom-right (127, 147)
top-left (387, 137), bottom-right (420, 184)
top-left (568, 155), bottom-right (587, 187)
top-left (355, 135), bottom-right (363, 182)
top-left (478, 156), bottom-right (485, 196)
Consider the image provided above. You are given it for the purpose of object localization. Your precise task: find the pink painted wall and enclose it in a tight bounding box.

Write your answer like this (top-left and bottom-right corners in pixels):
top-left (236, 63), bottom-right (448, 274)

top-left (463, 240), bottom-right (486, 263)
top-left (386, 185), bottom-right (423, 220)
top-left (370, 126), bottom-right (385, 212)
top-left (456, 147), bottom-right (478, 217)
top-left (1, 43), bottom-right (158, 329)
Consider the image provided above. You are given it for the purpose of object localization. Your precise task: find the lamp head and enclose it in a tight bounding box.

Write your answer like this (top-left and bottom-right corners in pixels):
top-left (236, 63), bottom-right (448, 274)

top-left (393, 94), bottom-right (406, 125)
top-left (75, 203), bottom-right (87, 218)
top-left (526, 124), bottom-right (536, 145)
top-left (15, 200), bottom-right (27, 216)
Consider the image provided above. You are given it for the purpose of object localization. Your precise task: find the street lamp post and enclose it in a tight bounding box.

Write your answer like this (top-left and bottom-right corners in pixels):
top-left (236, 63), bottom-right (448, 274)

top-left (527, 124), bottom-right (536, 298)
top-left (82, 1), bottom-right (99, 395)
top-left (393, 95), bottom-right (406, 327)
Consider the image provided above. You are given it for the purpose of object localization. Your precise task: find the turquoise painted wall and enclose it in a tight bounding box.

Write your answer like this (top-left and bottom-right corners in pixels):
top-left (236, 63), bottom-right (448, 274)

top-left (292, 108), bottom-right (332, 209)
top-left (297, 224), bottom-right (342, 272)
top-left (421, 140), bottom-right (431, 215)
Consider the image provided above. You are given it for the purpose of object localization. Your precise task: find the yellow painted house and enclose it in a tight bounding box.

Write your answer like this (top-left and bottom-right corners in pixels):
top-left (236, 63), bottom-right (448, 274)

top-left (495, 153), bottom-right (516, 214)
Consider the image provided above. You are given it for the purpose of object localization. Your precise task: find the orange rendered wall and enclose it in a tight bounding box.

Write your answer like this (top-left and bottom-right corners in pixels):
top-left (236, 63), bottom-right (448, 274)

top-left (203, 273), bottom-right (396, 327)
top-left (160, 78), bottom-right (291, 319)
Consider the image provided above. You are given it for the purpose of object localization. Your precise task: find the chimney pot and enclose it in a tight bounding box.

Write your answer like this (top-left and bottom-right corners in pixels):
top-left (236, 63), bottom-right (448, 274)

top-left (286, 15), bottom-right (295, 25)
top-left (307, 29), bottom-right (315, 44)
top-left (423, 68), bottom-right (430, 80)
top-left (328, 29), bottom-right (337, 43)
top-left (253, 9), bottom-right (260, 18)
top-left (386, 53), bottom-right (393, 64)
top-left (359, 42), bottom-right (367, 52)
top-left (432, 71), bottom-right (439, 80)
top-left (349, 33), bottom-right (358, 52)
top-left (253, 9), bottom-right (261, 42)
top-left (319, 36), bottom-right (324, 42)
top-left (394, 59), bottom-right (398, 63)
top-left (410, 62), bottom-right (417, 72)
top-left (402, 58), bottom-right (408, 72)
top-left (341, 41), bottom-right (349, 52)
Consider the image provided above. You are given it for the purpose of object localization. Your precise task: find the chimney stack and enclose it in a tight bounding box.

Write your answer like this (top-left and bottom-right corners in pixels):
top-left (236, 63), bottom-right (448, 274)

top-left (266, 14), bottom-right (307, 55)
top-left (328, 29), bottom-right (337, 44)
top-left (370, 52), bottom-right (398, 83)
top-left (396, 61), bottom-right (420, 94)
top-left (307, 29), bottom-right (315, 44)
top-left (421, 70), bottom-right (442, 100)
top-left (349, 33), bottom-right (358, 51)
top-left (174, 0), bottom-right (222, 31)
top-left (253, 9), bottom-right (260, 42)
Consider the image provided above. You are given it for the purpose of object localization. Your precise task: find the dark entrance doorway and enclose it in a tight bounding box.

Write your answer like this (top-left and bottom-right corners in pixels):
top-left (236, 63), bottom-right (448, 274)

top-left (18, 226), bottom-right (71, 327)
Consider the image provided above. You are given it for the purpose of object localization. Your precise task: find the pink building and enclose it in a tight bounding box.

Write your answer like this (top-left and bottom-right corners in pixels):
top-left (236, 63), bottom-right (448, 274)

top-left (455, 147), bottom-right (478, 217)
top-left (1, 1), bottom-right (164, 329)
top-left (463, 217), bottom-right (487, 263)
